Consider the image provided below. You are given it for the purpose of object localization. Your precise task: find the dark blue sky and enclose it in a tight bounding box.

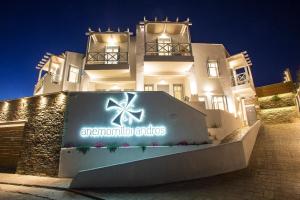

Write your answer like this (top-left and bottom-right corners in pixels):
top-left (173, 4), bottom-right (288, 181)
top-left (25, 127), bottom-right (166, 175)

top-left (0, 0), bottom-right (299, 100)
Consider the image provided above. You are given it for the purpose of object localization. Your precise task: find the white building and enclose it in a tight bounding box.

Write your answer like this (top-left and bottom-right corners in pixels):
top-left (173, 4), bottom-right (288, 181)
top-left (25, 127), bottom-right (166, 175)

top-left (34, 18), bottom-right (256, 125)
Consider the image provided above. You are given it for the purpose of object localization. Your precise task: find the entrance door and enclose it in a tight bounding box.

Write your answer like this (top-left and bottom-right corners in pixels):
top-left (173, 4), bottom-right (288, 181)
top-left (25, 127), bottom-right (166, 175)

top-left (173, 84), bottom-right (184, 100)
top-left (246, 105), bottom-right (257, 126)
top-left (157, 84), bottom-right (170, 94)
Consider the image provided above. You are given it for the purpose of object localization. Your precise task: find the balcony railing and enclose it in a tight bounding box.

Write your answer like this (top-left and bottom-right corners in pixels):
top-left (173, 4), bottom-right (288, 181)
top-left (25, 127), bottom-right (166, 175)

top-left (145, 42), bottom-right (192, 56)
top-left (232, 72), bottom-right (250, 86)
top-left (87, 52), bottom-right (128, 64)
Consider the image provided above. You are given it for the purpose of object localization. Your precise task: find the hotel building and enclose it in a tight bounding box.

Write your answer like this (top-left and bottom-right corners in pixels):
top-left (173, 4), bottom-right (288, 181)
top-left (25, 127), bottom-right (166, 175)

top-left (34, 17), bottom-right (256, 125)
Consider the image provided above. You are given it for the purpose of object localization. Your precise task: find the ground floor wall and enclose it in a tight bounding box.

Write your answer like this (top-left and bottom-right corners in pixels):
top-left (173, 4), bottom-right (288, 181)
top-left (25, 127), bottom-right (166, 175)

top-left (0, 93), bottom-right (67, 176)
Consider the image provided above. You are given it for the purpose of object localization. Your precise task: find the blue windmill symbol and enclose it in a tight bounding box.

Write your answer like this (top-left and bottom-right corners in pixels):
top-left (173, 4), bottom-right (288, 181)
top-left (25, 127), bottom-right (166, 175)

top-left (106, 93), bottom-right (144, 127)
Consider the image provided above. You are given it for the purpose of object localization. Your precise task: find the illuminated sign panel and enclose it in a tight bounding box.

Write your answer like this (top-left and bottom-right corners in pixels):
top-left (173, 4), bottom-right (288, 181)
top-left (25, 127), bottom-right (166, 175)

top-left (79, 93), bottom-right (167, 138)
top-left (63, 91), bottom-right (208, 146)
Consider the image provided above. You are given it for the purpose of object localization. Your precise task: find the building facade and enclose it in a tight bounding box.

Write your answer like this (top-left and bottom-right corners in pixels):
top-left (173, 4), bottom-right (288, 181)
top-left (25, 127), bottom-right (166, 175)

top-left (34, 18), bottom-right (256, 125)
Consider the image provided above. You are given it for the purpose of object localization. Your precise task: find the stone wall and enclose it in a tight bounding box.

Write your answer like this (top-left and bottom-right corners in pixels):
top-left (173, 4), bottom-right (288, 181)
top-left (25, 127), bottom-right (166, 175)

top-left (258, 93), bottom-right (295, 109)
top-left (0, 92), bottom-right (67, 176)
top-left (257, 92), bottom-right (298, 124)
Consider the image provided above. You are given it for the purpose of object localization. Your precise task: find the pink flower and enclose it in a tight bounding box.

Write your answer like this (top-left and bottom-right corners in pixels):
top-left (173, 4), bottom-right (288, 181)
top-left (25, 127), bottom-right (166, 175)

top-left (121, 143), bottom-right (130, 147)
top-left (95, 142), bottom-right (105, 148)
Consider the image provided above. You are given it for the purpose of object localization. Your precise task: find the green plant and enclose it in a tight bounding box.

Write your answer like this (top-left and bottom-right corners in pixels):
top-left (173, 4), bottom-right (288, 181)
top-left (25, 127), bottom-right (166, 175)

top-left (139, 144), bottom-right (147, 152)
top-left (271, 95), bottom-right (281, 101)
top-left (76, 145), bottom-right (90, 154)
top-left (107, 143), bottom-right (119, 153)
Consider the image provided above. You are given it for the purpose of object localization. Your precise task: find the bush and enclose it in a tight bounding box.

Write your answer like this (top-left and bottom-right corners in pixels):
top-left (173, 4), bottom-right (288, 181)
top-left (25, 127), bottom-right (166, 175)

top-left (139, 144), bottom-right (147, 152)
top-left (76, 145), bottom-right (90, 154)
top-left (107, 143), bottom-right (119, 153)
top-left (271, 95), bottom-right (281, 101)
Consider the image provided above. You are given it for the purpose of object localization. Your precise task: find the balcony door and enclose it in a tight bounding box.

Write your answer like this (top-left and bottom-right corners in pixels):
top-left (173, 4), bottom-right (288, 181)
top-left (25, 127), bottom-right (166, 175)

top-left (173, 84), bottom-right (184, 100)
top-left (157, 35), bottom-right (171, 56)
top-left (105, 45), bottom-right (119, 64)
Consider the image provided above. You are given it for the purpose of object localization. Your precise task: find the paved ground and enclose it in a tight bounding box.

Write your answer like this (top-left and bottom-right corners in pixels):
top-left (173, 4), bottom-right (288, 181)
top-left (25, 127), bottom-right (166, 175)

top-left (0, 123), bottom-right (299, 200)
top-left (90, 123), bottom-right (300, 200)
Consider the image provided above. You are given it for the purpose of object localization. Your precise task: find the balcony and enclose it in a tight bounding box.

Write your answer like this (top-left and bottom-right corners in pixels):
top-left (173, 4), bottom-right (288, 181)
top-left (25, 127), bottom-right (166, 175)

top-left (231, 72), bottom-right (255, 97)
top-left (144, 42), bottom-right (194, 75)
top-left (86, 52), bottom-right (129, 69)
top-left (34, 73), bottom-right (61, 95)
top-left (85, 51), bottom-right (130, 79)
top-left (144, 42), bottom-right (193, 61)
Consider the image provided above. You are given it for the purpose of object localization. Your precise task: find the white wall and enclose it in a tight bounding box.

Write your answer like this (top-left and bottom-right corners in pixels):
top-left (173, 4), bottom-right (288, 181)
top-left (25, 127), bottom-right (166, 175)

top-left (59, 145), bottom-right (208, 178)
top-left (192, 43), bottom-right (237, 113)
top-left (69, 121), bottom-right (261, 188)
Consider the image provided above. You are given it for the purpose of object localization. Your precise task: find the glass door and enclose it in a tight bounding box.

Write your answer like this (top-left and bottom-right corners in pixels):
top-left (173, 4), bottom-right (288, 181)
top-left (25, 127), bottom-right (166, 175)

top-left (173, 84), bottom-right (183, 100)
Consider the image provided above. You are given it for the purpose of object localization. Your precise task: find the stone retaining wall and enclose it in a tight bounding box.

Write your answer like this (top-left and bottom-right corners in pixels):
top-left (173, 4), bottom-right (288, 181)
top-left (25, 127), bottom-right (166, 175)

top-left (0, 93), bottom-right (67, 176)
top-left (258, 93), bottom-right (295, 109)
top-left (257, 92), bottom-right (298, 124)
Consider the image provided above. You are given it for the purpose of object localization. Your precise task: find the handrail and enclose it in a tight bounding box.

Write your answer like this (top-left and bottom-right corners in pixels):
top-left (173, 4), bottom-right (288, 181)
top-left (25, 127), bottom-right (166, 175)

top-left (87, 52), bottom-right (128, 64)
top-left (145, 42), bottom-right (192, 56)
top-left (232, 72), bottom-right (250, 86)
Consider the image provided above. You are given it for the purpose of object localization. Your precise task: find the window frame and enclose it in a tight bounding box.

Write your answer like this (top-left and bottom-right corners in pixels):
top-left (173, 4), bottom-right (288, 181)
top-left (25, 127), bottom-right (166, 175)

top-left (144, 84), bottom-right (154, 91)
top-left (67, 65), bottom-right (80, 83)
top-left (207, 60), bottom-right (219, 78)
top-left (211, 95), bottom-right (228, 111)
top-left (173, 84), bottom-right (184, 100)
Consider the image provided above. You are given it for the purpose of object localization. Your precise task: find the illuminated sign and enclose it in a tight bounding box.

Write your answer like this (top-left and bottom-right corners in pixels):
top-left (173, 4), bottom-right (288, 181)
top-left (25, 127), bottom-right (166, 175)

top-left (80, 93), bottom-right (167, 138)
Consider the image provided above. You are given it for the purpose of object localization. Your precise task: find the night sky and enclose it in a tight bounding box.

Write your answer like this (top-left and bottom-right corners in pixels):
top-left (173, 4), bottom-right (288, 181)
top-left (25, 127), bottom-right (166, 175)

top-left (0, 0), bottom-right (299, 100)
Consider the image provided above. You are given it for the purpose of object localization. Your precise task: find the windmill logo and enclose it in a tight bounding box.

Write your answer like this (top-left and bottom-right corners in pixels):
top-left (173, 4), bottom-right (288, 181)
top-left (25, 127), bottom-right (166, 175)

top-left (106, 93), bottom-right (144, 127)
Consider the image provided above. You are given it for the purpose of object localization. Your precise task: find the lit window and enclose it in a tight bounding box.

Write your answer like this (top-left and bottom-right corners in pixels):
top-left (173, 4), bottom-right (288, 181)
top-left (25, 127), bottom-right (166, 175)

top-left (50, 64), bottom-right (61, 83)
top-left (212, 96), bottom-right (228, 111)
top-left (157, 34), bottom-right (171, 56)
top-left (144, 84), bottom-right (154, 91)
top-left (105, 46), bottom-right (119, 64)
top-left (68, 65), bottom-right (79, 83)
top-left (208, 60), bottom-right (219, 77)
top-left (173, 84), bottom-right (183, 100)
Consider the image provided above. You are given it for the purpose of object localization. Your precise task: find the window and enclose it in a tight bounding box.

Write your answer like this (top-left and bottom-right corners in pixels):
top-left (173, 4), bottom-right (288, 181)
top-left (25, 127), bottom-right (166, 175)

top-left (68, 65), bottom-right (79, 83)
top-left (105, 45), bottom-right (119, 64)
top-left (144, 84), bottom-right (154, 91)
top-left (198, 96), bottom-right (208, 108)
top-left (212, 96), bottom-right (228, 111)
top-left (207, 60), bottom-right (219, 77)
top-left (157, 34), bottom-right (171, 56)
top-left (173, 84), bottom-right (183, 100)
top-left (50, 63), bottom-right (61, 83)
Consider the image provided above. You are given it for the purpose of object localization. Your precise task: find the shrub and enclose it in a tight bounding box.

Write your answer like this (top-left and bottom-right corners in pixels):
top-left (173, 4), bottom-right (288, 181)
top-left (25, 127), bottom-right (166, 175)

top-left (271, 95), bottom-right (281, 101)
top-left (138, 144), bottom-right (147, 152)
top-left (76, 145), bottom-right (90, 154)
top-left (107, 143), bottom-right (119, 153)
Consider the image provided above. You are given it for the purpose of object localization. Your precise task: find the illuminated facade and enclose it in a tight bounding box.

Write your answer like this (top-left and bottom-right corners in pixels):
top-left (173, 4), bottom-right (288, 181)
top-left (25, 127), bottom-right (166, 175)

top-left (34, 17), bottom-right (256, 125)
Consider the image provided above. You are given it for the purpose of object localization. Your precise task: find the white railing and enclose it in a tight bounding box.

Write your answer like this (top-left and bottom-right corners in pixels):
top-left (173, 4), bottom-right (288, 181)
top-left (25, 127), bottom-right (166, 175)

top-left (232, 72), bottom-right (250, 86)
top-left (145, 42), bottom-right (192, 56)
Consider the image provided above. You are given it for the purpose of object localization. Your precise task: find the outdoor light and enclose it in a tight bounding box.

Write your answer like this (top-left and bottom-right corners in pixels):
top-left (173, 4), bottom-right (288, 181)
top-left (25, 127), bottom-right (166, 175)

top-left (158, 80), bottom-right (168, 85)
top-left (107, 36), bottom-right (117, 46)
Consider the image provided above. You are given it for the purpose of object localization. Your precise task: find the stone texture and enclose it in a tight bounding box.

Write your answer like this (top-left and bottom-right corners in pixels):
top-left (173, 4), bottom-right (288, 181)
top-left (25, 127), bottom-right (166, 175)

top-left (0, 93), bottom-right (67, 177)
top-left (258, 106), bottom-right (298, 124)
top-left (258, 93), bottom-right (295, 109)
